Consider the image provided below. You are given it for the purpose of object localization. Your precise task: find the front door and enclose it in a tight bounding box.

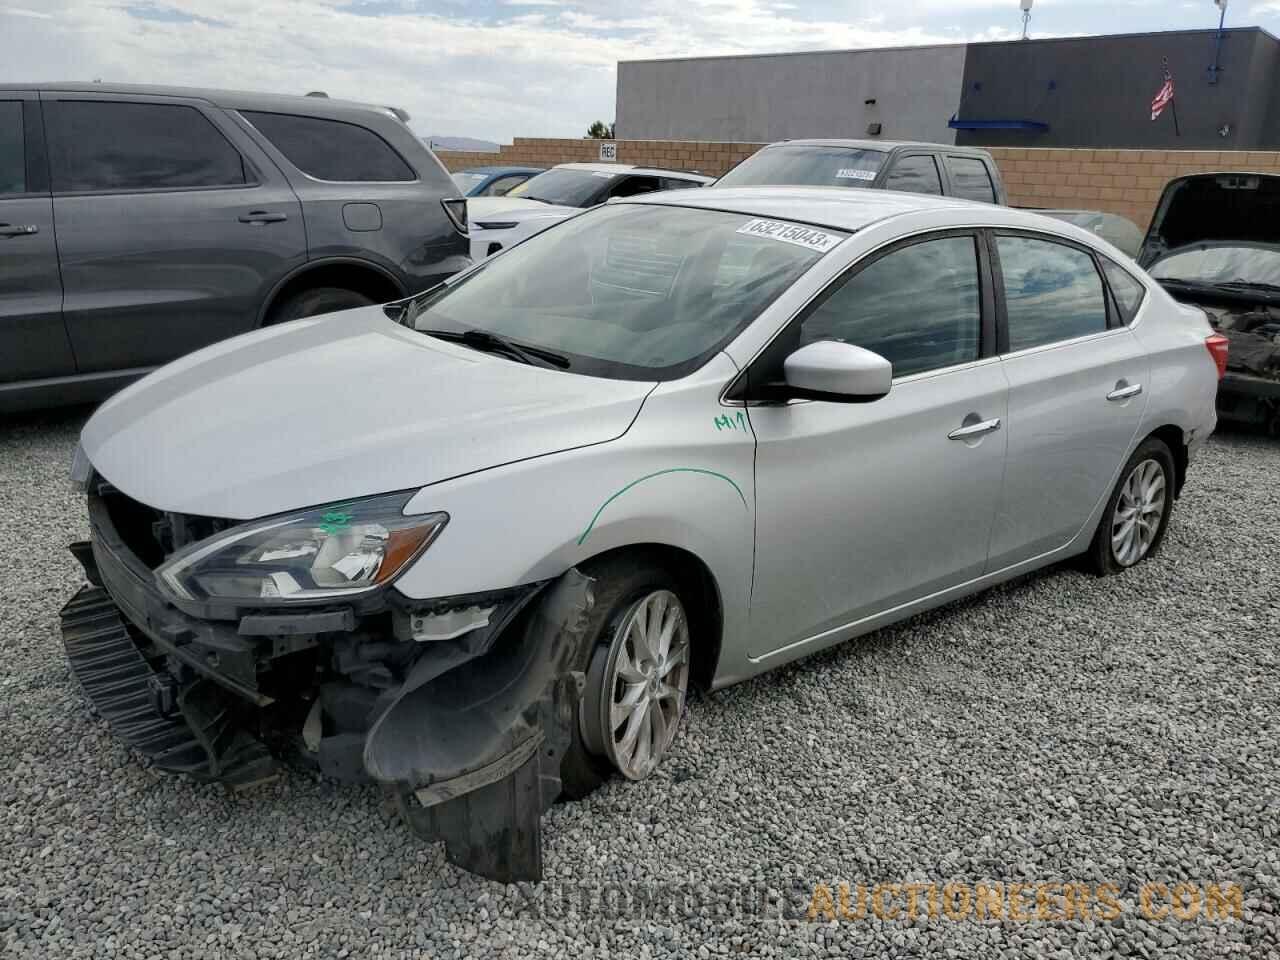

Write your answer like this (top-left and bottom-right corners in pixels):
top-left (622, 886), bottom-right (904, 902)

top-left (986, 232), bottom-right (1148, 568)
top-left (0, 93), bottom-right (72, 385)
top-left (43, 94), bottom-right (306, 373)
top-left (746, 232), bottom-right (1009, 659)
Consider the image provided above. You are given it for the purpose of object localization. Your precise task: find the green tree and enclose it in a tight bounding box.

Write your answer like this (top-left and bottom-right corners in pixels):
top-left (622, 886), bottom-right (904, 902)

top-left (586, 120), bottom-right (615, 139)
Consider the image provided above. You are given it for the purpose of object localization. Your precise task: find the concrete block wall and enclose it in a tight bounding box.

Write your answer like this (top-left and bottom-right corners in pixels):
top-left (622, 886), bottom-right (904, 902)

top-left (436, 139), bottom-right (1280, 232)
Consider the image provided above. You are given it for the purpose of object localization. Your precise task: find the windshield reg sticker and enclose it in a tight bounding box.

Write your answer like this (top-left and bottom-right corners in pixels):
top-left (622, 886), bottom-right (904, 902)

top-left (836, 168), bottom-right (878, 181)
top-left (736, 218), bottom-right (843, 254)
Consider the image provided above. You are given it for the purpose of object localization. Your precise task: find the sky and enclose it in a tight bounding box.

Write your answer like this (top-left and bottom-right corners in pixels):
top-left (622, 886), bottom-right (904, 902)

top-left (2, 0), bottom-right (1278, 143)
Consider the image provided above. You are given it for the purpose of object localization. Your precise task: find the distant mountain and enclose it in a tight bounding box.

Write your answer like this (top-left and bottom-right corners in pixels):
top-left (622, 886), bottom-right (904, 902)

top-left (424, 136), bottom-right (501, 153)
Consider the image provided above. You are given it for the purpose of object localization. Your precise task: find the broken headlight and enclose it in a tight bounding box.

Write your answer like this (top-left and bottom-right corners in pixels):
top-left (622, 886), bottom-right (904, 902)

top-left (156, 492), bottom-right (447, 603)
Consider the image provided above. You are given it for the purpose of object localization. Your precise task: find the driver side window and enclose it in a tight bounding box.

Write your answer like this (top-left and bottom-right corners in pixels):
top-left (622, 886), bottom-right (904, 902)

top-left (609, 175), bottom-right (661, 199)
top-left (799, 235), bottom-right (982, 378)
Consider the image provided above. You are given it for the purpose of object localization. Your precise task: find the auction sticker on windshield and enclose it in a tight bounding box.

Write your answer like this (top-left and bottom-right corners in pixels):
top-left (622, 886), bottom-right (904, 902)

top-left (836, 169), bottom-right (878, 181)
top-left (737, 218), bottom-right (843, 253)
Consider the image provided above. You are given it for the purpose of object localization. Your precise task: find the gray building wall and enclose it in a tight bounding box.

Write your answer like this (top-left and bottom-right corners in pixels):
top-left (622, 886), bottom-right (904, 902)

top-left (616, 45), bottom-right (966, 144)
top-left (954, 28), bottom-right (1280, 150)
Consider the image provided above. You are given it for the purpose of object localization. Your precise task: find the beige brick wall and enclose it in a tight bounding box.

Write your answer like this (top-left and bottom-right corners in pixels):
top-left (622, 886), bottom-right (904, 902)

top-left (436, 139), bottom-right (1280, 231)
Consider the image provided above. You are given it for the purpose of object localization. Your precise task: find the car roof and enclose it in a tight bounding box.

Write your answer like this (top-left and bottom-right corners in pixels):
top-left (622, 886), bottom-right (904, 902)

top-left (9, 81), bottom-right (401, 121)
top-left (456, 165), bottom-right (545, 175)
top-left (762, 138), bottom-right (991, 155)
top-left (622, 185), bottom-right (1089, 235)
top-left (554, 162), bottom-right (714, 182)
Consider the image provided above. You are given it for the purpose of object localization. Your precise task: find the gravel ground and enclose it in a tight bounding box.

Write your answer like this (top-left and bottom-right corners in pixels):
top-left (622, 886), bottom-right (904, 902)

top-left (1, 407), bottom-right (1278, 960)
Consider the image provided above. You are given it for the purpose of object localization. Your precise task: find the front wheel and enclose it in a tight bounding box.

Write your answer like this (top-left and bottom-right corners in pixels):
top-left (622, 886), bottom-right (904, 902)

top-left (1086, 437), bottom-right (1176, 575)
top-left (559, 557), bottom-right (692, 798)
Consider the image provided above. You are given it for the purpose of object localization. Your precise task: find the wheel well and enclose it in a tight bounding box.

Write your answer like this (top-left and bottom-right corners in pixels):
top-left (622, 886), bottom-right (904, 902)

top-left (262, 262), bottom-right (404, 325)
top-left (578, 543), bottom-right (723, 692)
top-left (1148, 424), bottom-right (1189, 497)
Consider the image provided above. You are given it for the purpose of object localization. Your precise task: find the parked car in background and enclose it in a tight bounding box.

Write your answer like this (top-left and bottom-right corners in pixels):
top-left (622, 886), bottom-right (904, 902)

top-left (467, 163), bottom-right (712, 260)
top-left (451, 165), bottom-right (544, 197)
top-left (0, 82), bottom-right (470, 413)
top-left (64, 188), bottom-right (1219, 883)
top-left (712, 139), bottom-right (1008, 205)
top-left (1140, 172), bottom-right (1280, 433)
top-left (1037, 209), bottom-right (1144, 259)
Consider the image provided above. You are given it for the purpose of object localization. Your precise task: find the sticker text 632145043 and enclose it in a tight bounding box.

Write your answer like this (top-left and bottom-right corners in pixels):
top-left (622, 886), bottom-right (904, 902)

top-left (736, 219), bottom-right (842, 254)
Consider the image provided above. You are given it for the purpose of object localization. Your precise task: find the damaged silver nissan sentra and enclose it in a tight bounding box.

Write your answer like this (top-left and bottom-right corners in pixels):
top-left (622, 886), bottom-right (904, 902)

top-left (63, 187), bottom-right (1221, 881)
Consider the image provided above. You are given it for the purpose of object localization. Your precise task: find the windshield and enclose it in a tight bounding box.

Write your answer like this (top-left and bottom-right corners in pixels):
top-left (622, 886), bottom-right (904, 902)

top-left (1149, 244), bottom-right (1280, 287)
top-left (409, 204), bottom-right (845, 380)
top-left (715, 145), bottom-right (887, 189)
top-left (452, 172), bottom-right (488, 194)
top-left (506, 168), bottom-right (613, 207)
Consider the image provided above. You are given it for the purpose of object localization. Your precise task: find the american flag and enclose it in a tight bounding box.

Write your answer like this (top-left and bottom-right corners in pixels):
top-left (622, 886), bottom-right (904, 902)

top-left (1151, 73), bottom-right (1175, 122)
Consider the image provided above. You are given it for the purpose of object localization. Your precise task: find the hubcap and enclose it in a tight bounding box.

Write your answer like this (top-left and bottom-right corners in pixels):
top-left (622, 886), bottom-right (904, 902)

top-left (587, 589), bottom-right (690, 781)
top-left (1111, 458), bottom-right (1166, 567)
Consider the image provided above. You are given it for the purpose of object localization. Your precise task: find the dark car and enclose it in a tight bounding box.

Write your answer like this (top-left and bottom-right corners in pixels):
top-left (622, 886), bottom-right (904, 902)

top-left (712, 139), bottom-right (1008, 205)
top-left (0, 83), bottom-right (470, 412)
top-left (1139, 172), bottom-right (1280, 433)
top-left (451, 165), bottom-right (544, 197)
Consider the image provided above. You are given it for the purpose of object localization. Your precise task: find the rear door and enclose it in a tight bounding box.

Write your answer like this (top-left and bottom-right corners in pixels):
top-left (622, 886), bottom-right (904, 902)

top-left (987, 231), bottom-right (1148, 569)
top-left (0, 92), bottom-right (73, 384)
top-left (44, 93), bottom-right (306, 373)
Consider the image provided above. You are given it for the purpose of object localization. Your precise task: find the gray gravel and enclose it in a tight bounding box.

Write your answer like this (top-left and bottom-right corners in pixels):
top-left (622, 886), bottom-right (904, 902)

top-left (2, 407), bottom-right (1278, 959)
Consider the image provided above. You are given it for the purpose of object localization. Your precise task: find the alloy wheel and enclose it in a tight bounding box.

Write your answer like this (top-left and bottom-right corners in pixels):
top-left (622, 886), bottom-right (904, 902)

top-left (1111, 458), bottom-right (1167, 567)
top-left (582, 589), bottom-right (690, 780)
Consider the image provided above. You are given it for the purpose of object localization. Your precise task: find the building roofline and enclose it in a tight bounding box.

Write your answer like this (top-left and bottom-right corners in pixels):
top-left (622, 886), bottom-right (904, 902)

top-left (619, 25), bottom-right (1278, 67)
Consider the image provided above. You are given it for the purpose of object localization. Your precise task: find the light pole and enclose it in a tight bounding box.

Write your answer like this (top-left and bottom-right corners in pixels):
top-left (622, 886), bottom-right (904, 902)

top-left (1208, 0), bottom-right (1228, 85)
top-left (1020, 0), bottom-right (1033, 40)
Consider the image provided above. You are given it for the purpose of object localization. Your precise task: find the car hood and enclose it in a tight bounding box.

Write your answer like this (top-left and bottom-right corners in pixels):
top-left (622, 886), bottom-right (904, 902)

top-left (80, 307), bottom-right (655, 520)
top-left (467, 197), bottom-right (580, 224)
top-left (1139, 172), bottom-right (1280, 267)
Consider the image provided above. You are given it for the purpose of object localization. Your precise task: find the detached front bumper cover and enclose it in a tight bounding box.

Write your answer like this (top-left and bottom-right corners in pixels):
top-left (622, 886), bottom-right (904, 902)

top-left (61, 492), bottom-right (595, 883)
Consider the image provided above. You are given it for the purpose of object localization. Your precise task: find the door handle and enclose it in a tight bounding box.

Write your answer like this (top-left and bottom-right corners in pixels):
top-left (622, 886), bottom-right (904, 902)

top-left (238, 211), bottom-right (288, 224)
top-left (948, 417), bottom-right (1001, 440)
top-left (1107, 383), bottom-right (1143, 402)
top-left (0, 223), bottom-right (38, 237)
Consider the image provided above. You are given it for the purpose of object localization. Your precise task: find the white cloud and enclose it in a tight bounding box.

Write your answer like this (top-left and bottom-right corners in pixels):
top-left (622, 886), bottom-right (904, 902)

top-left (1, 5), bottom-right (55, 17)
top-left (3, 0), bottom-right (1273, 141)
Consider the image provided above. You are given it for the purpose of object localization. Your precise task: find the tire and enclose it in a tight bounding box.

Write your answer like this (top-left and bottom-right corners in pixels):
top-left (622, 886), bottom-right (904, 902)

top-left (1085, 436), bottom-right (1177, 576)
top-left (266, 287), bottom-right (376, 325)
top-left (559, 554), bottom-right (692, 800)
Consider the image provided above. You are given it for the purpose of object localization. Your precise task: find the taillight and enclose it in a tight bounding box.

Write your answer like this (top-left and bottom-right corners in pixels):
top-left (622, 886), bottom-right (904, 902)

top-left (1205, 333), bottom-right (1229, 380)
top-left (441, 198), bottom-right (468, 234)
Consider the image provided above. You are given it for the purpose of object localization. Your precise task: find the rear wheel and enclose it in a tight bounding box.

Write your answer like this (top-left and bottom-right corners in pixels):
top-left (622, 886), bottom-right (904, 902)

top-left (266, 286), bottom-right (375, 325)
top-left (1086, 437), bottom-right (1176, 575)
top-left (559, 556), bottom-right (692, 799)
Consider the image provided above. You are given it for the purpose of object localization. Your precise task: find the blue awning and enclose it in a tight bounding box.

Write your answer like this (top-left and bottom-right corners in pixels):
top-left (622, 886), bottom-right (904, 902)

top-left (948, 114), bottom-right (1049, 132)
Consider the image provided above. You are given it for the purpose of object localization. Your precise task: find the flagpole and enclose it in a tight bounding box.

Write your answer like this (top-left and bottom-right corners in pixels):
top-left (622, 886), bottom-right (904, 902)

top-left (1171, 98), bottom-right (1181, 137)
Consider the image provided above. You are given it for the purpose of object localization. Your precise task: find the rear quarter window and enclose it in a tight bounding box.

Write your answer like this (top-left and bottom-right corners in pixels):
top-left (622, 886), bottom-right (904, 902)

top-left (242, 111), bottom-right (415, 182)
top-left (1100, 258), bottom-right (1147, 324)
top-left (946, 156), bottom-right (997, 204)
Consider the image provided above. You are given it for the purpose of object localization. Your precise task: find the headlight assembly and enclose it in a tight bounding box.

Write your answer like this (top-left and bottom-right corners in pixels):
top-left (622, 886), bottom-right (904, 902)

top-left (156, 492), bottom-right (447, 604)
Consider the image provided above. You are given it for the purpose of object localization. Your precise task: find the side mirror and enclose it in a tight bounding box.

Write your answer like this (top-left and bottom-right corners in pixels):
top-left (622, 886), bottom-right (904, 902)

top-left (782, 341), bottom-right (892, 403)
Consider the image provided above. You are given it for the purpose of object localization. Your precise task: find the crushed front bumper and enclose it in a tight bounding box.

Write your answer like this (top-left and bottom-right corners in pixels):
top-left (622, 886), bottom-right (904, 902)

top-left (61, 486), bottom-right (594, 882)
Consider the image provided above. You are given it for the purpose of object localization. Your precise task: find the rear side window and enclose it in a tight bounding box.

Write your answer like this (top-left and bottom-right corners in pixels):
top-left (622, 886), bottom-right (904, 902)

top-left (609, 176), bottom-right (662, 199)
top-left (0, 101), bottom-right (24, 194)
top-left (800, 235), bottom-right (982, 378)
top-left (997, 236), bottom-right (1108, 351)
top-left (661, 177), bottom-right (702, 191)
top-left (242, 111), bottom-right (414, 182)
top-left (946, 157), bottom-right (997, 204)
top-left (1101, 258), bottom-right (1147, 324)
top-left (883, 155), bottom-right (943, 196)
top-left (47, 101), bottom-right (248, 192)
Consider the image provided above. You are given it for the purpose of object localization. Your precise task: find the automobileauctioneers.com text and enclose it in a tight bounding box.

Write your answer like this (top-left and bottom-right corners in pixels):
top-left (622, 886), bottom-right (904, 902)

top-left (514, 880), bottom-right (1246, 924)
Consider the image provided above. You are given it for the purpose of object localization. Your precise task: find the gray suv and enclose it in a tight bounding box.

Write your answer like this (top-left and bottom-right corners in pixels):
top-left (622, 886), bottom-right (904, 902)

top-left (0, 83), bottom-right (470, 412)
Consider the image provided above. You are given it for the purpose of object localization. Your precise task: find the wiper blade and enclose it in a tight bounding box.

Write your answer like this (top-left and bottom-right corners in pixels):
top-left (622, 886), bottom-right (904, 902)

top-left (1218, 279), bottom-right (1280, 294)
top-left (422, 328), bottom-right (571, 369)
